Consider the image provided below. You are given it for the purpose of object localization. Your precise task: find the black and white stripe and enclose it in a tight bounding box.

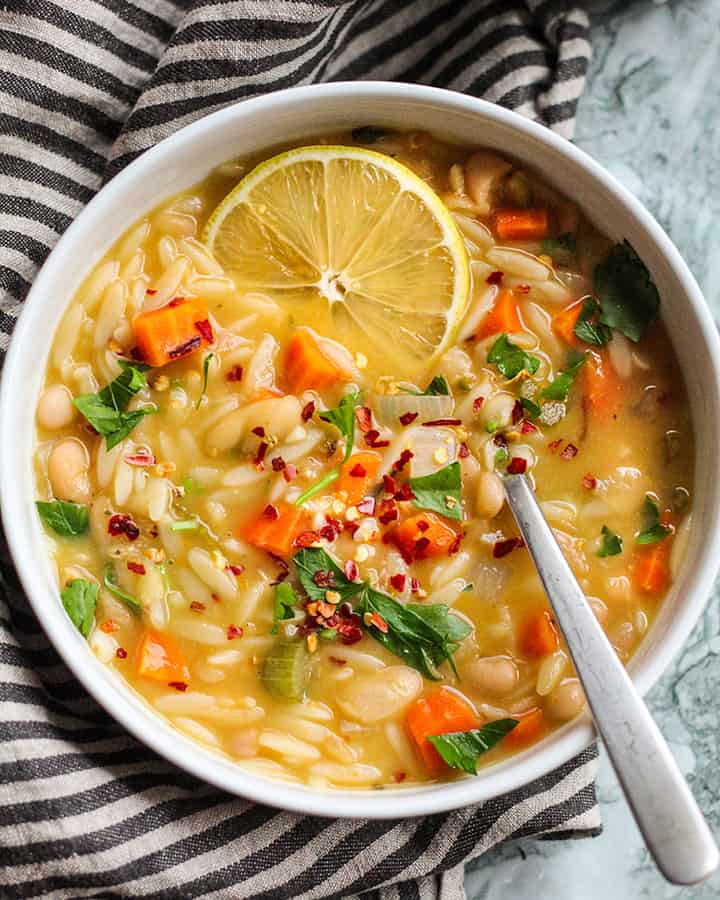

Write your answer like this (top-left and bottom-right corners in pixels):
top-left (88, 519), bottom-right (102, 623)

top-left (0, 2), bottom-right (598, 897)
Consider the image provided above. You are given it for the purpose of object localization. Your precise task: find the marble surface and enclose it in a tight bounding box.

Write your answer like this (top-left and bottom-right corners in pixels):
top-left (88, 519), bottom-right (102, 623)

top-left (464, 1), bottom-right (720, 896)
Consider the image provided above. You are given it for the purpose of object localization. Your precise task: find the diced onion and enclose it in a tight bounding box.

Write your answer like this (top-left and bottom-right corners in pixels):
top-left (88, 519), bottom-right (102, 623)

top-left (373, 392), bottom-right (453, 426)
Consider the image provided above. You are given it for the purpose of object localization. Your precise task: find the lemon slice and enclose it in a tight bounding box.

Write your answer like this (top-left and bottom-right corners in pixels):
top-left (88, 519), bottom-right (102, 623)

top-left (203, 146), bottom-right (470, 375)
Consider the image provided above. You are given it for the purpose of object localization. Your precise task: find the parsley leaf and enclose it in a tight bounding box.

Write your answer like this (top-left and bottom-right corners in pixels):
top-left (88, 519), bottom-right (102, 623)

top-left (272, 582), bottom-right (300, 634)
top-left (541, 233), bottom-right (576, 264)
top-left (295, 392), bottom-right (362, 505)
top-left (293, 547), bottom-right (363, 603)
top-left (636, 495), bottom-right (671, 545)
top-left (74, 364), bottom-right (153, 450)
top-left (399, 375), bottom-right (451, 397)
top-left (61, 578), bottom-right (98, 637)
top-left (103, 563), bottom-right (143, 615)
top-left (196, 352), bottom-right (213, 409)
top-left (428, 719), bottom-right (519, 774)
top-left (598, 525), bottom-right (623, 557)
top-left (488, 334), bottom-right (540, 379)
top-left (520, 397), bottom-right (541, 419)
top-left (595, 240), bottom-right (660, 343)
top-left (541, 351), bottom-right (587, 402)
top-left (408, 462), bottom-right (462, 520)
top-left (573, 297), bottom-right (613, 347)
top-left (36, 500), bottom-right (89, 536)
top-left (357, 585), bottom-right (471, 680)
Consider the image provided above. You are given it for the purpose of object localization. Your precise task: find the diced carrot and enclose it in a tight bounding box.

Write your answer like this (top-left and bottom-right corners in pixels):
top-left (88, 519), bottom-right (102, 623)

top-left (241, 501), bottom-right (311, 558)
top-left (552, 299), bottom-right (584, 346)
top-left (504, 707), bottom-right (544, 748)
top-left (136, 630), bottom-right (189, 683)
top-left (520, 609), bottom-right (559, 657)
top-left (492, 208), bottom-right (549, 241)
top-left (336, 451), bottom-right (382, 505)
top-left (393, 512), bottom-right (458, 560)
top-left (284, 329), bottom-right (351, 393)
top-left (633, 540), bottom-right (672, 596)
top-left (406, 687), bottom-right (480, 775)
top-left (583, 350), bottom-right (623, 421)
top-left (477, 289), bottom-right (522, 339)
top-left (133, 298), bottom-right (212, 367)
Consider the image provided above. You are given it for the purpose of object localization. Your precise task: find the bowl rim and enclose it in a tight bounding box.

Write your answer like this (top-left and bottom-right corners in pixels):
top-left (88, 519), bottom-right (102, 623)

top-left (3, 80), bottom-right (720, 819)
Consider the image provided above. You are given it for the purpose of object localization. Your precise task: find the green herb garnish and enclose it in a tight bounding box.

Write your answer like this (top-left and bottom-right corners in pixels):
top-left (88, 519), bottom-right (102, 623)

top-left (595, 240), bottom-right (660, 342)
top-left (573, 297), bottom-right (613, 347)
top-left (541, 233), bottom-right (576, 263)
top-left (488, 334), bottom-right (540, 380)
top-left (520, 397), bottom-right (541, 419)
top-left (427, 719), bottom-right (519, 775)
top-left (408, 462), bottom-right (462, 520)
top-left (541, 351), bottom-right (587, 402)
top-left (60, 578), bottom-right (98, 637)
top-left (103, 563), bottom-right (142, 615)
top-left (295, 392), bottom-right (361, 506)
top-left (598, 525), bottom-right (623, 557)
top-left (294, 547), bottom-right (364, 604)
top-left (36, 500), bottom-right (89, 537)
top-left (196, 352), bottom-right (213, 409)
top-left (272, 582), bottom-right (300, 634)
top-left (636, 495), bottom-right (671, 545)
top-left (74, 363), bottom-right (153, 450)
top-left (399, 375), bottom-right (451, 397)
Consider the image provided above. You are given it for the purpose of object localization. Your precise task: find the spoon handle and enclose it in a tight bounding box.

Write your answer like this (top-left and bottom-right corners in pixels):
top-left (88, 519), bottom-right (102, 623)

top-left (503, 473), bottom-right (718, 886)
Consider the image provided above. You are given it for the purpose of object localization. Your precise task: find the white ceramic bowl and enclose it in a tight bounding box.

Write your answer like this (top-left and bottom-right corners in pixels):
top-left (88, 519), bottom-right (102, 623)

top-left (2, 83), bottom-right (719, 819)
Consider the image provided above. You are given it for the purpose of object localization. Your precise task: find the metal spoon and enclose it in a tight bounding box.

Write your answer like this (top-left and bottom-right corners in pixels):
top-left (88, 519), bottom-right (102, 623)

top-left (503, 473), bottom-right (719, 886)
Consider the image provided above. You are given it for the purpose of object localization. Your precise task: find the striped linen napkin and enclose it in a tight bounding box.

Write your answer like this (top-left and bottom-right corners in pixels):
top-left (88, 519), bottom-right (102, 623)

top-left (0, 2), bottom-right (600, 898)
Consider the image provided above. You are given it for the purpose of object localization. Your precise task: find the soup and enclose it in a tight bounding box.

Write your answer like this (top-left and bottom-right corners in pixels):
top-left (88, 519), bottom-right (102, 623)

top-left (34, 129), bottom-right (693, 789)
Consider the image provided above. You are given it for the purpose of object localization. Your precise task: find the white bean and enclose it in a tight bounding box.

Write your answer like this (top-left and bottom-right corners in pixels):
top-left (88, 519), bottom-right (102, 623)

top-left (464, 151), bottom-right (512, 213)
top-left (337, 666), bottom-right (423, 724)
top-left (466, 656), bottom-right (518, 696)
top-left (546, 678), bottom-right (586, 721)
top-left (475, 471), bottom-right (504, 518)
top-left (48, 438), bottom-right (90, 503)
top-left (37, 385), bottom-right (75, 430)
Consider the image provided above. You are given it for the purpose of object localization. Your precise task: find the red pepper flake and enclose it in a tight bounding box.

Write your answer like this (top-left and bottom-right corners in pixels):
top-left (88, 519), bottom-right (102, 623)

top-left (493, 432), bottom-right (508, 447)
top-left (313, 570), bottom-right (336, 588)
top-left (391, 449), bottom-right (414, 474)
top-left (393, 482), bottom-right (415, 502)
top-left (548, 438), bottom-right (563, 453)
top-left (294, 530), bottom-right (320, 548)
top-left (100, 619), bottom-right (118, 634)
top-left (169, 335), bottom-right (201, 359)
top-left (194, 318), bottom-right (214, 343)
top-left (416, 519), bottom-right (430, 533)
top-left (369, 612), bottom-right (389, 634)
top-left (338, 624), bottom-right (363, 645)
top-left (458, 442), bottom-right (470, 458)
top-left (507, 457), bottom-right (527, 475)
top-left (393, 771), bottom-right (407, 783)
top-left (283, 464), bottom-right (297, 482)
top-left (168, 298), bottom-right (184, 308)
top-left (212, 593), bottom-right (221, 603)
top-left (252, 426), bottom-right (266, 437)
top-left (515, 283), bottom-right (531, 294)
top-left (269, 554), bottom-right (290, 586)
top-left (493, 537), bottom-right (524, 558)
top-left (146, 288), bottom-right (157, 296)
top-left (521, 419), bottom-right (538, 434)
top-left (410, 577), bottom-right (421, 593)
top-left (226, 365), bottom-right (244, 382)
top-left (349, 463), bottom-right (367, 478)
top-left (560, 443), bottom-right (578, 460)
top-left (356, 497), bottom-right (376, 516)
top-left (227, 624), bottom-right (244, 640)
top-left (344, 520), bottom-right (360, 537)
top-left (115, 647), bottom-right (127, 659)
top-left (226, 563), bottom-right (245, 576)
top-left (377, 499), bottom-right (399, 525)
top-left (301, 400), bottom-right (316, 422)
top-left (190, 601), bottom-right (206, 612)
top-left (125, 453), bottom-right (156, 467)
top-left (263, 504), bottom-right (280, 521)
top-left (364, 429), bottom-right (390, 448)
top-left (329, 656), bottom-right (347, 666)
top-left (511, 400), bottom-right (523, 425)
top-left (582, 473), bottom-right (597, 490)
top-left (390, 573), bottom-right (406, 592)
top-left (355, 406), bottom-right (372, 433)
top-left (254, 441), bottom-right (269, 470)
top-left (383, 474), bottom-right (397, 495)
top-left (169, 681), bottom-right (188, 692)
top-left (325, 516), bottom-right (343, 536)
top-left (108, 514), bottom-right (140, 541)
top-left (414, 536), bottom-right (431, 557)
top-left (271, 456), bottom-right (286, 472)
top-left (486, 270), bottom-right (504, 285)
top-left (344, 560), bottom-right (360, 582)
top-left (399, 411), bottom-right (418, 426)
top-left (127, 561), bottom-right (146, 575)
top-left (472, 396), bottom-right (485, 414)
top-left (319, 523), bottom-right (339, 542)
top-left (421, 418), bottom-right (462, 427)
top-left (448, 531), bottom-right (464, 555)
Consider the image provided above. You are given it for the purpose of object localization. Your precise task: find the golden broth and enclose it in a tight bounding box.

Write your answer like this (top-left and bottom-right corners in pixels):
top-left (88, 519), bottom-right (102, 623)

top-left (34, 129), bottom-right (693, 789)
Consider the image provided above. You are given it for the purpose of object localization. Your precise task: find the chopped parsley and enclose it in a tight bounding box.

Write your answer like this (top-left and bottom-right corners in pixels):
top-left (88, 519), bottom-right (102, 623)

top-left (595, 240), bottom-right (660, 342)
top-left (408, 462), bottom-right (462, 520)
top-left (74, 363), bottom-right (153, 450)
top-left (103, 563), bottom-right (143, 615)
top-left (488, 334), bottom-right (540, 380)
top-left (399, 375), bottom-right (451, 397)
top-left (636, 495), bottom-right (672, 545)
top-left (196, 352), bottom-right (213, 409)
top-left (541, 232), bottom-right (576, 264)
top-left (598, 525), bottom-right (623, 557)
top-left (60, 578), bottom-right (98, 637)
top-left (427, 719), bottom-right (519, 775)
top-left (272, 582), bottom-right (300, 634)
top-left (541, 351), bottom-right (587, 402)
top-left (36, 500), bottom-right (89, 537)
top-left (573, 297), bottom-right (613, 347)
top-left (520, 397), bottom-right (541, 419)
